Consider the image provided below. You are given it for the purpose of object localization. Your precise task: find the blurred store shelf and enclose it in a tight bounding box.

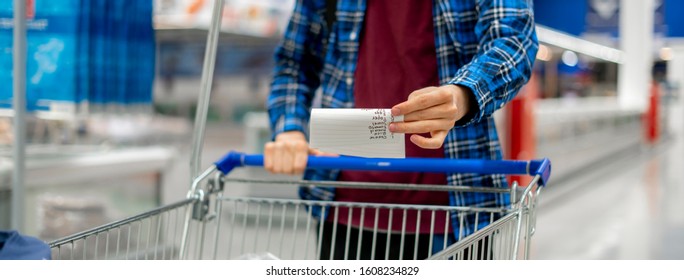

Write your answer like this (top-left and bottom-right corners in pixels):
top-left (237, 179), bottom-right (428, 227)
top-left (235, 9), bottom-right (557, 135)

top-left (154, 26), bottom-right (280, 46)
top-left (536, 97), bottom-right (643, 184)
top-left (536, 25), bottom-right (624, 64)
top-left (0, 112), bottom-right (192, 237)
top-left (0, 145), bottom-right (176, 190)
top-left (0, 144), bottom-right (179, 236)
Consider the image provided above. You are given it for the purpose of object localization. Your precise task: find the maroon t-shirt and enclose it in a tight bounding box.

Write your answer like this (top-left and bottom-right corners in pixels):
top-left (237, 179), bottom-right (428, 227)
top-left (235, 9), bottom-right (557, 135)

top-left (333, 0), bottom-right (450, 234)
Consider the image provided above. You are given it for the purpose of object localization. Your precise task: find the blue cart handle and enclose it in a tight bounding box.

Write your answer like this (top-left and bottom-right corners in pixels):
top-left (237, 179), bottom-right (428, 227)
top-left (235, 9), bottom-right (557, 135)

top-left (215, 151), bottom-right (551, 186)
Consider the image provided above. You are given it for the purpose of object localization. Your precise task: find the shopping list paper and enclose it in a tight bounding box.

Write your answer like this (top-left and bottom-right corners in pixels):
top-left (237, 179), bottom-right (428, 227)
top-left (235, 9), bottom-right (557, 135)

top-left (309, 108), bottom-right (405, 158)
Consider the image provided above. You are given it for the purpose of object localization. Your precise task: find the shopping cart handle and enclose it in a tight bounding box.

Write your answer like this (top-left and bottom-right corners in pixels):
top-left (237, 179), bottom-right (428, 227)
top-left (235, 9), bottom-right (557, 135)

top-left (215, 151), bottom-right (552, 186)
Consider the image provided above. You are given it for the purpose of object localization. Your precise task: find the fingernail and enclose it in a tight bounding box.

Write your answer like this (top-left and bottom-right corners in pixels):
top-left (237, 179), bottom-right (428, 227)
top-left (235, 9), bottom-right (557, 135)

top-left (391, 107), bottom-right (400, 116)
top-left (410, 134), bottom-right (421, 143)
top-left (389, 123), bottom-right (396, 132)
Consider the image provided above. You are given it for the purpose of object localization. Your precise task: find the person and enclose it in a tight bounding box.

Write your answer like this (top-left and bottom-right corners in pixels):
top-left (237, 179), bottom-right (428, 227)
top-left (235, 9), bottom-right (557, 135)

top-left (264, 0), bottom-right (538, 260)
top-left (0, 231), bottom-right (51, 260)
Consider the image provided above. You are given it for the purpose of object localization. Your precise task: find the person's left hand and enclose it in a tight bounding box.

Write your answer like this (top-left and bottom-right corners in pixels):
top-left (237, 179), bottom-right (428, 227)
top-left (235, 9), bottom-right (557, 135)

top-left (389, 84), bottom-right (473, 149)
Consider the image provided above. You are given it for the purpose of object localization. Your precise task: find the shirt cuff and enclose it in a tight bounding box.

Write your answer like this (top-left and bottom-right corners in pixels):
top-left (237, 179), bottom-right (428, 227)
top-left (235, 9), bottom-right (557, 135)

top-left (449, 73), bottom-right (490, 127)
top-left (273, 115), bottom-right (310, 139)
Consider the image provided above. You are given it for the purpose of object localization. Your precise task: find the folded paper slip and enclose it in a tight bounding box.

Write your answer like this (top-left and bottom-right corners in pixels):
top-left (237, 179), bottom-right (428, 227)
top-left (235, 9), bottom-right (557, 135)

top-left (309, 108), bottom-right (405, 158)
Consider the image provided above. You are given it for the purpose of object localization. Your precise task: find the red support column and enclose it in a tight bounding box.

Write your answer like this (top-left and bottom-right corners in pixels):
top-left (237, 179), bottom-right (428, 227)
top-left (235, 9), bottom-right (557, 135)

top-left (27, 0), bottom-right (35, 19)
top-left (506, 73), bottom-right (539, 186)
top-left (644, 80), bottom-right (660, 145)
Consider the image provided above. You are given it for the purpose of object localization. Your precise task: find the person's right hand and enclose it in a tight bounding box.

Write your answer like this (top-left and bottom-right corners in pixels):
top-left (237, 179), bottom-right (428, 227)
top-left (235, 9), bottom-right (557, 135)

top-left (263, 131), bottom-right (310, 175)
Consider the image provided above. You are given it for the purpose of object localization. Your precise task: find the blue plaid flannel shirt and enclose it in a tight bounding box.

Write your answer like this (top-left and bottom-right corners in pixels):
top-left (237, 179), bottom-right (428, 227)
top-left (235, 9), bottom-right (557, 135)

top-left (267, 0), bottom-right (538, 240)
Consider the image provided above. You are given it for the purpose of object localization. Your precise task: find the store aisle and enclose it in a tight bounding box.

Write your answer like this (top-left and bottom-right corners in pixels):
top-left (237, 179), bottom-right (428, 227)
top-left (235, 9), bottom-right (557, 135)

top-left (531, 108), bottom-right (684, 259)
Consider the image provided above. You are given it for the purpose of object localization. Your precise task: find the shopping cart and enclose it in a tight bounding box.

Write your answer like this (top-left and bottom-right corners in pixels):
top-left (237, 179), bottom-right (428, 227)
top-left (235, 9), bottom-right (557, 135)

top-left (47, 0), bottom-right (551, 260)
top-left (48, 153), bottom-right (550, 260)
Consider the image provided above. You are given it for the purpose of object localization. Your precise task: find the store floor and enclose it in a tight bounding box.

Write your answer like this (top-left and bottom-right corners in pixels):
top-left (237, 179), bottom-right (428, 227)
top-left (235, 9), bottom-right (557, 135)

top-left (531, 108), bottom-right (684, 260)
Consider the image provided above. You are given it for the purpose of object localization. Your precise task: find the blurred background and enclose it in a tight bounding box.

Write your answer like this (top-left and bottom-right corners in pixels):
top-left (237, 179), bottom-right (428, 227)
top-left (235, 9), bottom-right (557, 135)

top-left (0, 0), bottom-right (682, 259)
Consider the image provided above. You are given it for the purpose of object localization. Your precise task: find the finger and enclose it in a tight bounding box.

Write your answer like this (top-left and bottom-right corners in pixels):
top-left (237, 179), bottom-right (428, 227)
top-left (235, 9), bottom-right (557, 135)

top-left (281, 142), bottom-right (295, 174)
top-left (392, 89), bottom-right (451, 116)
top-left (272, 141), bottom-right (285, 173)
top-left (292, 142), bottom-right (308, 174)
top-left (410, 130), bottom-right (448, 149)
top-left (389, 119), bottom-right (452, 134)
top-left (264, 142), bottom-right (275, 172)
top-left (310, 148), bottom-right (340, 157)
top-left (407, 87), bottom-right (437, 99)
top-left (402, 103), bottom-right (458, 122)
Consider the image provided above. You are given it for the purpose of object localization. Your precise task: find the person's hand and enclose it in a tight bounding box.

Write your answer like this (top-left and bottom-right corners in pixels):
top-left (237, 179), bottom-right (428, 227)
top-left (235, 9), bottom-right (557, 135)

top-left (389, 85), bottom-right (473, 149)
top-left (264, 131), bottom-right (337, 175)
top-left (264, 131), bottom-right (308, 175)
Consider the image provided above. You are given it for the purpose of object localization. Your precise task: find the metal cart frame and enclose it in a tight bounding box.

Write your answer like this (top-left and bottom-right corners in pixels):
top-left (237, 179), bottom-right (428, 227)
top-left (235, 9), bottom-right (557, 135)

top-left (49, 154), bottom-right (550, 260)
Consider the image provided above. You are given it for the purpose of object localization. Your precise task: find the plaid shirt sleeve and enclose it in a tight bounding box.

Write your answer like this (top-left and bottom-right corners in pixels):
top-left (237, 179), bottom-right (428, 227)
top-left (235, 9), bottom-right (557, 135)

top-left (449, 0), bottom-right (538, 126)
top-left (267, 0), bottom-right (327, 138)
